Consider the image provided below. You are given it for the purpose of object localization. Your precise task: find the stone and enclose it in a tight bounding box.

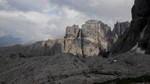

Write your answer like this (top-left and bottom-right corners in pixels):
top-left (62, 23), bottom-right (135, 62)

top-left (81, 20), bottom-right (112, 56)
top-left (63, 20), bottom-right (113, 57)
top-left (63, 25), bottom-right (82, 56)
top-left (132, 0), bottom-right (150, 19)
top-left (0, 39), bottom-right (62, 57)
top-left (112, 21), bottom-right (130, 43)
top-left (0, 51), bottom-right (150, 84)
top-left (111, 0), bottom-right (150, 55)
top-left (0, 20), bottom-right (131, 57)
top-left (50, 39), bottom-right (64, 56)
top-left (64, 25), bottom-right (80, 39)
top-left (0, 19), bottom-right (131, 57)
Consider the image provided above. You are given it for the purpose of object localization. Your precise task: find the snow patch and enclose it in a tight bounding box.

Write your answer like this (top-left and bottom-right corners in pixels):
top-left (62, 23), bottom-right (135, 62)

top-left (130, 42), bottom-right (145, 54)
top-left (136, 47), bottom-right (145, 54)
top-left (131, 42), bottom-right (139, 50)
top-left (140, 25), bottom-right (147, 39)
top-left (115, 34), bottom-right (118, 39)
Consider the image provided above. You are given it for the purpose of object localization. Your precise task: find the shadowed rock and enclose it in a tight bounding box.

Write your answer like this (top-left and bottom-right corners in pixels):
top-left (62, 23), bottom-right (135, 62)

top-left (112, 21), bottom-right (130, 43)
top-left (111, 0), bottom-right (150, 55)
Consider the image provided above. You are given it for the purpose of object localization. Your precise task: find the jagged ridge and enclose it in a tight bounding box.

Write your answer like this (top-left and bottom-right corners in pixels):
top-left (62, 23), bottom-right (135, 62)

top-left (0, 20), bottom-right (130, 57)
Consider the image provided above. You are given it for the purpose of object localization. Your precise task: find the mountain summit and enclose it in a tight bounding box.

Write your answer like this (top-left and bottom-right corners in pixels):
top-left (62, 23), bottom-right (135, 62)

top-left (111, 0), bottom-right (150, 55)
top-left (0, 20), bottom-right (129, 57)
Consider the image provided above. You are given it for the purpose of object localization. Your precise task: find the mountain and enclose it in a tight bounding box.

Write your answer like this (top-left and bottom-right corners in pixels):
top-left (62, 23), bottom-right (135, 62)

top-left (0, 20), bottom-right (129, 57)
top-left (113, 21), bottom-right (130, 38)
top-left (112, 21), bottom-right (130, 43)
top-left (64, 20), bottom-right (112, 57)
top-left (111, 0), bottom-right (150, 55)
top-left (1, 0), bottom-right (150, 84)
top-left (0, 35), bottom-right (22, 47)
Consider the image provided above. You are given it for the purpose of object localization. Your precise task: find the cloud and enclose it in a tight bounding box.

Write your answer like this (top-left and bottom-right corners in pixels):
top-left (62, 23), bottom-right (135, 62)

top-left (0, 0), bottom-right (10, 10)
top-left (6, 0), bottom-right (50, 11)
top-left (0, 0), bottom-right (134, 46)
top-left (49, 0), bottom-right (134, 26)
top-left (0, 10), bottom-right (54, 42)
top-left (0, 31), bottom-right (5, 37)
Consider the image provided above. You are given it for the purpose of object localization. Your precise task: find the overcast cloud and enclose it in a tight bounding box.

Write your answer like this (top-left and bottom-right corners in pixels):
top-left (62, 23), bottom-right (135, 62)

top-left (0, 0), bottom-right (134, 45)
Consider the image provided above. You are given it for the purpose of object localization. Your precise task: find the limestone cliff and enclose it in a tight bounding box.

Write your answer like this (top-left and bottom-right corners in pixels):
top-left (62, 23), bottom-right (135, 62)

top-left (111, 0), bottom-right (150, 55)
top-left (63, 25), bottom-right (82, 56)
top-left (81, 20), bottom-right (112, 56)
top-left (0, 20), bottom-right (129, 57)
top-left (63, 20), bottom-right (113, 56)
top-left (112, 21), bottom-right (130, 43)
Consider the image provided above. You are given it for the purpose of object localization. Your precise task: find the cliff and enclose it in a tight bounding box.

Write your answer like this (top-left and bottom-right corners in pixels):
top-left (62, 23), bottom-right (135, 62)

top-left (112, 21), bottom-right (130, 43)
top-left (0, 20), bottom-right (129, 57)
top-left (111, 0), bottom-right (150, 55)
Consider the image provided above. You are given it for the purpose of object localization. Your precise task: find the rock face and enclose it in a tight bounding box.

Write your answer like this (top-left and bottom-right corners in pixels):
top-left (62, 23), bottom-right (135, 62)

top-left (0, 39), bottom-right (64, 57)
top-left (63, 25), bottom-right (82, 56)
top-left (0, 41), bottom-right (48, 57)
top-left (0, 20), bottom-right (130, 57)
top-left (111, 0), bottom-right (150, 55)
top-left (49, 39), bottom-right (64, 56)
top-left (113, 21), bottom-right (130, 38)
top-left (112, 21), bottom-right (130, 43)
top-left (81, 20), bottom-right (112, 56)
top-left (63, 20), bottom-right (112, 57)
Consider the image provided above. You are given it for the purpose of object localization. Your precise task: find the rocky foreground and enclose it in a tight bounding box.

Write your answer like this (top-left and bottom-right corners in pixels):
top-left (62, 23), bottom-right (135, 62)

top-left (0, 0), bottom-right (150, 84)
top-left (0, 52), bottom-right (150, 84)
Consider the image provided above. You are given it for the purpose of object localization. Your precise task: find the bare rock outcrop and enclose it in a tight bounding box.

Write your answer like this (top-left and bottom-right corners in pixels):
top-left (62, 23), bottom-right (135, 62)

top-left (49, 39), bottom-right (64, 56)
top-left (111, 0), bottom-right (150, 55)
top-left (112, 21), bottom-right (130, 43)
top-left (62, 20), bottom-right (113, 57)
top-left (81, 20), bottom-right (112, 56)
top-left (63, 25), bottom-right (82, 56)
top-left (0, 20), bottom-right (129, 57)
top-left (113, 21), bottom-right (130, 38)
top-left (0, 39), bottom-right (63, 57)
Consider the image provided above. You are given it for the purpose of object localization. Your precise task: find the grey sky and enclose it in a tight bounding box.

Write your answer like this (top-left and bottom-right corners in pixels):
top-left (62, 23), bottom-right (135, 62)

top-left (0, 0), bottom-right (134, 44)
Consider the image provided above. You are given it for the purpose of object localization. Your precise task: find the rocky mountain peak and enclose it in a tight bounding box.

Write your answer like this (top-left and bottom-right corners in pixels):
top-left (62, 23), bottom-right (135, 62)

top-left (82, 20), bottom-right (111, 42)
top-left (113, 21), bottom-right (130, 37)
top-left (111, 0), bottom-right (150, 55)
top-left (112, 21), bottom-right (130, 43)
top-left (65, 24), bottom-right (80, 39)
top-left (81, 20), bottom-right (112, 56)
top-left (132, 0), bottom-right (150, 19)
top-left (0, 20), bottom-right (129, 57)
top-left (85, 20), bottom-right (100, 24)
